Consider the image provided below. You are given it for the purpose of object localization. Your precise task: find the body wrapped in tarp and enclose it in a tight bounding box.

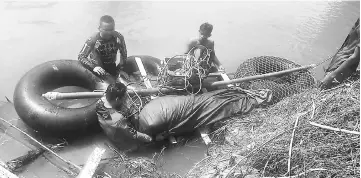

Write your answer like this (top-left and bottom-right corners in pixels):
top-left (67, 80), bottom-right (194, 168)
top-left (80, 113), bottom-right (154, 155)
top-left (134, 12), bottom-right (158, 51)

top-left (96, 88), bottom-right (262, 149)
top-left (137, 89), bottom-right (259, 137)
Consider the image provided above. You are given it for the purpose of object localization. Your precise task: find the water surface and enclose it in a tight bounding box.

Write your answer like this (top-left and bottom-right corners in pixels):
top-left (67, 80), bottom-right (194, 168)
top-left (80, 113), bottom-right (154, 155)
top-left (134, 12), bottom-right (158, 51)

top-left (0, 1), bottom-right (359, 176)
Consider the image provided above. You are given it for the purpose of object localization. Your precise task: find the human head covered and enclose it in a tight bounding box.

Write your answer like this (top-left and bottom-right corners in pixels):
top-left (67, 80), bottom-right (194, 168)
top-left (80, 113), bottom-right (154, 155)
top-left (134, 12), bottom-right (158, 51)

top-left (105, 81), bottom-right (127, 105)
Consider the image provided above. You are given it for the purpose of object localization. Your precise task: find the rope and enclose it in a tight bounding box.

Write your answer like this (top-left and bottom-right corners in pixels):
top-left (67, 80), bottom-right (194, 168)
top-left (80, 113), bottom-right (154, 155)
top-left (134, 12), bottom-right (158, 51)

top-left (157, 45), bottom-right (212, 94)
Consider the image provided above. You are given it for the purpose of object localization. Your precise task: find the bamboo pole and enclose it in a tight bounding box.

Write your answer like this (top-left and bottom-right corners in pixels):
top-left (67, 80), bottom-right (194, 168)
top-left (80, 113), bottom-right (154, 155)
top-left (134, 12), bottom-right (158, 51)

top-left (210, 64), bottom-right (316, 87)
top-left (42, 64), bottom-right (315, 100)
top-left (42, 87), bottom-right (175, 100)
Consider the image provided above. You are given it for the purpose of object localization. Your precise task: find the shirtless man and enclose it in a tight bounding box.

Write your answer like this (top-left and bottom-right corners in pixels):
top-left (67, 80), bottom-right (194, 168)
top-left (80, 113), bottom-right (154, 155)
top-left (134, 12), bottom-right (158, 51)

top-left (185, 22), bottom-right (225, 73)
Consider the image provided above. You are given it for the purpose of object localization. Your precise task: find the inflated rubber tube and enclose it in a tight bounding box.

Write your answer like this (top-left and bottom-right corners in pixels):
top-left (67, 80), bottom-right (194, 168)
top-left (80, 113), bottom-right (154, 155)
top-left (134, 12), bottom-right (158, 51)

top-left (123, 55), bottom-right (161, 76)
top-left (13, 60), bottom-right (111, 136)
top-left (13, 56), bottom-right (161, 136)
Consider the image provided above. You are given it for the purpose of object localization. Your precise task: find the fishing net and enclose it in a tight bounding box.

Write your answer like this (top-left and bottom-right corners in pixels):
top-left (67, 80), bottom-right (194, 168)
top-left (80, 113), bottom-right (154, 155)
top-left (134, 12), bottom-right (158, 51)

top-left (157, 45), bottom-right (215, 94)
top-left (234, 56), bottom-right (316, 104)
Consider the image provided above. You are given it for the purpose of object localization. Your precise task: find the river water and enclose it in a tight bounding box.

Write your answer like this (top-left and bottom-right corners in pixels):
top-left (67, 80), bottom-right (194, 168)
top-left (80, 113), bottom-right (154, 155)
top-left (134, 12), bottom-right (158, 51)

top-left (0, 1), bottom-right (359, 98)
top-left (0, 1), bottom-right (359, 176)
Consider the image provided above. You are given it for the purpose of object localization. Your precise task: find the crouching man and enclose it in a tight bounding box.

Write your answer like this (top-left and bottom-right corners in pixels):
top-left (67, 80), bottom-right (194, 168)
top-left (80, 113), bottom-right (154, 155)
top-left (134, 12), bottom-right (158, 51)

top-left (95, 82), bottom-right (152, 151)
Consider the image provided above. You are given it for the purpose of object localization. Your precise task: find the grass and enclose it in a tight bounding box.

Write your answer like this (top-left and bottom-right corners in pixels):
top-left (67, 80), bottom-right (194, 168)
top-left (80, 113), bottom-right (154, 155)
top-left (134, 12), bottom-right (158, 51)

top-left (187, 77), bottom-right (360, 178)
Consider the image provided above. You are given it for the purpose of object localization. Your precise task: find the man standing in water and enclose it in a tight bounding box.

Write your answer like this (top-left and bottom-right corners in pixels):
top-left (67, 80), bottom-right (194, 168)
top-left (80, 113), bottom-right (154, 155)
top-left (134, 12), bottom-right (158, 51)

top-left (78, 15), bottom-right (127, 78)
top-left (96, 82), bottom-right (153, 150)
top-left (185, 22), bottom-right (225, 73)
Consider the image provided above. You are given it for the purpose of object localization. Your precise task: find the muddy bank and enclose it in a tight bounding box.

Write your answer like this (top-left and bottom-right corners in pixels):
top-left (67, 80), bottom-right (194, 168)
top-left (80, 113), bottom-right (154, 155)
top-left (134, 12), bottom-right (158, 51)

top-left (96, 75), bottom-right (359, 178)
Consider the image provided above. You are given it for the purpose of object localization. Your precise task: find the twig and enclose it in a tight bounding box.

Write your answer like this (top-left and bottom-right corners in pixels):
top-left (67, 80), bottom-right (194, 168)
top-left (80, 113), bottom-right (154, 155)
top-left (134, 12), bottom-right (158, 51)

top-left (0, 165), bottom-right (19, 178)
top-left (309, 122), bottom-right (360, 135)
top-left (225, 127), bottom-right (295, 178)
top-left (321, 83), bottom-right (348, 93)
top-left (0, 117), bottom-right (81, 172)
top-left (286, 111), bottom-right (307, 176)
top-left (262, 157), bottom-right (270, 177)
top-left (310, 101), bottom-right (316, 120)
top-left (5, 96), bottom-right (12, 103)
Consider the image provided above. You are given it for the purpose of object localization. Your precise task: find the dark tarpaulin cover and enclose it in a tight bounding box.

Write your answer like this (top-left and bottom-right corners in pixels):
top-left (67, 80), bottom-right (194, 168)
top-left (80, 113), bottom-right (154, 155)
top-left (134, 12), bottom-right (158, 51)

top-left (137, 89), bottom-right (258, 137)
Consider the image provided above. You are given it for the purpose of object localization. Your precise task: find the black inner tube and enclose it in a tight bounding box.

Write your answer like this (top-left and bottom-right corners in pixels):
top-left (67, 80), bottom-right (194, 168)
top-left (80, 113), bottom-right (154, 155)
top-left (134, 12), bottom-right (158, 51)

top-left (13, 60), bottom-right (107, 136)
top-left (13, 56), bottom-right (162, 137)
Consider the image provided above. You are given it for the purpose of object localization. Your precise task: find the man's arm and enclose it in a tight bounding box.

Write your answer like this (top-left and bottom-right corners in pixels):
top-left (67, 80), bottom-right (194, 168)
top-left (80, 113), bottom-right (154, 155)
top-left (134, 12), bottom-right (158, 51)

top-left (185, 40), bottom-right (196, 54)
top-left (210, 41), bottom-right (224, 71)
top-left (95, 100), bottom-right (112, 123)
top-left (114, 32), bottom-right (127, 65)
top-left (78, 36), bottom-right (98, 71)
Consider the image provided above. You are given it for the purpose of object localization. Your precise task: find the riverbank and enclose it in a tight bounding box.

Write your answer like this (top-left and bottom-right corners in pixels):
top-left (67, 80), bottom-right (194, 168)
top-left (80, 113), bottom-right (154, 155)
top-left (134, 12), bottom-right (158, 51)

top-left (98, 75), bottom-right (359, 178)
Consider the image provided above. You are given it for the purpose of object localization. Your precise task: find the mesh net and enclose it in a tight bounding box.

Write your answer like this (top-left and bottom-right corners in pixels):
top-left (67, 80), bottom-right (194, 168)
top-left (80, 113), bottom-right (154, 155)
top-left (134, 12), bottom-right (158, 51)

top-left (156, 45), bottom-right (215, 94)
top-left (234, 56), bottom-right (316, 104)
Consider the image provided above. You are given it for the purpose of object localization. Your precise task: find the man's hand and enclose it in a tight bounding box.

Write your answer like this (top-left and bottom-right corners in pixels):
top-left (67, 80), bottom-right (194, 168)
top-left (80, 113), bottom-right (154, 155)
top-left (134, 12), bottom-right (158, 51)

top-left (93, 66), bottom-right (107, 76)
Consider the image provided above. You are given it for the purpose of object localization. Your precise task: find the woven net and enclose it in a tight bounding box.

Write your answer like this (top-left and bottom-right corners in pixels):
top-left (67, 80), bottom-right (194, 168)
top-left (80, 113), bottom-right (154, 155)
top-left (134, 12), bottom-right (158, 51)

top-left (157, 45), bottom-right (214, 94)
top-left (234, 56), bottom-right (316, 104)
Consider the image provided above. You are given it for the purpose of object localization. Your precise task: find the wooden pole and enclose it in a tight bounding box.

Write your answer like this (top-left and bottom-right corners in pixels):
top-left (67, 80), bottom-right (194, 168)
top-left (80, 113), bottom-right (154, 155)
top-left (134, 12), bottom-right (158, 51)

top-left (309, 122), bottom-right (360, 135)
top-left (210, 64), bottom-right (316, 87)
top-left (76, 147), bottom-right (106, 178)
top-left (42, 87), bottom-right (175, 100)
top-left (42, 64), bottom-right (315, 100)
